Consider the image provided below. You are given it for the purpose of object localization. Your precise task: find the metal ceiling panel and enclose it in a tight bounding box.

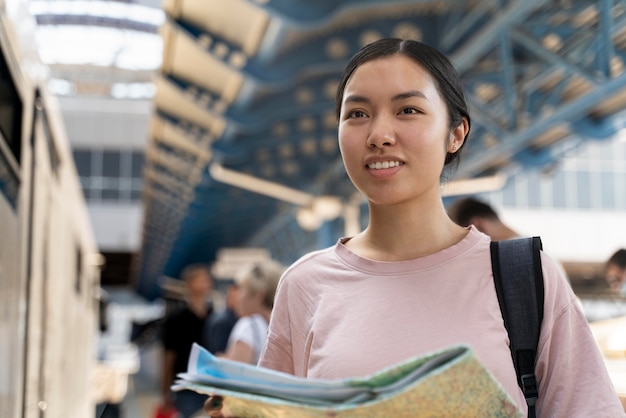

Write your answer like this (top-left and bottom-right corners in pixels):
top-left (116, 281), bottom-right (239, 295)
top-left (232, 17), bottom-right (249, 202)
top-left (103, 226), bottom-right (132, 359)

top-left (136, 0), bottom-right (626, 299)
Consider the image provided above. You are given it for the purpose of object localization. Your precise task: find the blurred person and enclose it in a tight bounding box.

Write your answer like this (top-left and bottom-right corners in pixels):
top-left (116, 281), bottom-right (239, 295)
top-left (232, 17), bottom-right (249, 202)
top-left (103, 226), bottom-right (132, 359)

top-left (448, 196), bottom-right (576, 287)
top-left (223, 260), bottom-right (284, 365)
top-left (161, 264), bottom-right (214, 418)
top-left (447, 196), bottom-right (519, 240)
top-left (204, 281), bottom-right (239, 356)
top-left (605, 249), bottom-right (626, 296)
top-left (258, 38), bottom-right (624, 416)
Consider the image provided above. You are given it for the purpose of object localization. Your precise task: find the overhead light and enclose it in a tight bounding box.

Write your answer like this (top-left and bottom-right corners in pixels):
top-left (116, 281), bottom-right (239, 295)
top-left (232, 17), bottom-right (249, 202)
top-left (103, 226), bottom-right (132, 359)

top-left (209, 163), bottom-right (347, 231)
top-left (48, 78), bottom-right (76, 96)
top-left (29, 1), bottom-right (165, 27)
top-left (209, 163), bottom-right (313, 206)
top-left (296, 207), bottom-right (323, 231)
top-left (111, 82), bottom-right (156, 99)
top-left (312, 196), bottom-right (343, 220)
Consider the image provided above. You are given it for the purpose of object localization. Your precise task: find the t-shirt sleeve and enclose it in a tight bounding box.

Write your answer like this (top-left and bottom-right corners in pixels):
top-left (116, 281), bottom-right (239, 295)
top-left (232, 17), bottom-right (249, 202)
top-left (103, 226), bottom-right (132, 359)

top-left (258, 276), bottom-right (295, 374)
top-left (228, 317), bottom-right (255, 348)
top-left (535, 253), bottom-right (625, 416)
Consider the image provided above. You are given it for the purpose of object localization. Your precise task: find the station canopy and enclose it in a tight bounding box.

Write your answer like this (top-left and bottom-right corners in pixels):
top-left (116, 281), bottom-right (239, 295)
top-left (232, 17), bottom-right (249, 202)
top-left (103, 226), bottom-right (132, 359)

top-left (136, 0), bottom-right (626, 299)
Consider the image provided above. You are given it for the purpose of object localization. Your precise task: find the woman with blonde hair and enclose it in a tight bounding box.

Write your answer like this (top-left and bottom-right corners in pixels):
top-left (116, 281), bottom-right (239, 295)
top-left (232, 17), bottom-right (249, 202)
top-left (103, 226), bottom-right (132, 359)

top-left (223, 259), bottom-right (284, 364)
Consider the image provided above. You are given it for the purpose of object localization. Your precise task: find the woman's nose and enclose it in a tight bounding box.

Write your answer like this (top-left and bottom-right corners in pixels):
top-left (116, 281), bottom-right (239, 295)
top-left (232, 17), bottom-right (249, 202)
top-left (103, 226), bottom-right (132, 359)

top-left (366, 117), bottom-right (396, 148)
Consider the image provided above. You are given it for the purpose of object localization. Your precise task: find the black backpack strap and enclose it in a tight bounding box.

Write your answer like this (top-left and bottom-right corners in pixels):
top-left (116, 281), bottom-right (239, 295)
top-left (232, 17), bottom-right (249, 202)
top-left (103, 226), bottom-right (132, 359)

top-left (490, 237), bottom-right (544, 418)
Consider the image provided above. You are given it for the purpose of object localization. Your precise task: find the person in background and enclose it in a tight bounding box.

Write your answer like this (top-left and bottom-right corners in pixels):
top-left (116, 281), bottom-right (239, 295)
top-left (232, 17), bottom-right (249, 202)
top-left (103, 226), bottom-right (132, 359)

top-left (223, 260), bottom-right (284, 365)
top-left (258, 38), bottom-right (624, 416)
top-left (447, 196), bottom-right (519, 240)
top-left (605, 249), bottom-right (626, 296)
top-left (448, 196), bottom-right (575, 288)
top-left (161, 264), bottom-right (214, 418)
top-left (204, 281), bottom-right (239, 356)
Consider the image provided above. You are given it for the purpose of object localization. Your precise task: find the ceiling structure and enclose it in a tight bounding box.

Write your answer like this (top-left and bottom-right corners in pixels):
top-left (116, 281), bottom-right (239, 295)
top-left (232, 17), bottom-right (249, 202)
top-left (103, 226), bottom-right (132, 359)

top-left (136, 0), bottom-right (626, 299)
top-left (27, 0), bottom-right (163, 96)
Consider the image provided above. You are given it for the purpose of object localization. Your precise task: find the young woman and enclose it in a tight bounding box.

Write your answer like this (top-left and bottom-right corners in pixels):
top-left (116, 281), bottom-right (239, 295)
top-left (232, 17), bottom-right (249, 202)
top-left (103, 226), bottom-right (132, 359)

top-left (258, 38), bottom-right (624, 416)
top-left (223, 260), bottom-right (284, 364)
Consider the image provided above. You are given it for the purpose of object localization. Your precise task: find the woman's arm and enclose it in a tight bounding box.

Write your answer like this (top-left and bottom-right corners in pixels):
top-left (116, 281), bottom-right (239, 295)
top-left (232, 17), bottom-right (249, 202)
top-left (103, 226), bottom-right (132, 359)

top-left (224, 340), bottom-right (255, 364)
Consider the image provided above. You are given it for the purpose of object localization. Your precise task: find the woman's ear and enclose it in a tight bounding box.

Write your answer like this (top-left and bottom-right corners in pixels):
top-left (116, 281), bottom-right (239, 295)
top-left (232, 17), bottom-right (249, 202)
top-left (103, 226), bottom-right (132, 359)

top-left (448, 117), bottom-right (469, 153)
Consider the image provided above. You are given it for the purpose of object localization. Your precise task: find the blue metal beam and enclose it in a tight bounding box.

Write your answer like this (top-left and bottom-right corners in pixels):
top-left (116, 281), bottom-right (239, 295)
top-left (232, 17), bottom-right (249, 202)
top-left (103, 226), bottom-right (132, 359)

top-left (458, 73), bottom-right (626, 177)
top-left (451, 0), bottom-right (550, 72)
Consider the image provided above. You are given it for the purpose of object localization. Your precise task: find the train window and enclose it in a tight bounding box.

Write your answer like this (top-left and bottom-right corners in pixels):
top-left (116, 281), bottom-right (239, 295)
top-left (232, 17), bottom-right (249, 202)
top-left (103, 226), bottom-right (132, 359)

top-left (75, 246), bottom-right (82, 294)
top-left (0, 149), bottom-right (19, 208)
top-left (38, 104), bottom-right (61, 176)
top-left (0, 44), bottom-right (22, 165)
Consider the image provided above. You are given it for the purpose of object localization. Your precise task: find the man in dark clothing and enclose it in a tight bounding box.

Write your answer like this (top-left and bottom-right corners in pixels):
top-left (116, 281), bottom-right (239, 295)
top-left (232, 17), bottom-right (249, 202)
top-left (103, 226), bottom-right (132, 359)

top-left (161, 264), bottom-right (213, 418)
top-left (204, 281), bottom-right (239, 355)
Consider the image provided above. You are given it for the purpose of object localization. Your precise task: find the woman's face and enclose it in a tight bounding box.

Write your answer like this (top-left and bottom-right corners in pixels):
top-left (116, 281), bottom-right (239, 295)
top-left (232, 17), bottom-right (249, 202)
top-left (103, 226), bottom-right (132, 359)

top-left (235, 284), bottom-right (263, 317)
top-left (338, 54), bottom-right (466, 207)
top-left (606, 264), bottom-right (626, 292)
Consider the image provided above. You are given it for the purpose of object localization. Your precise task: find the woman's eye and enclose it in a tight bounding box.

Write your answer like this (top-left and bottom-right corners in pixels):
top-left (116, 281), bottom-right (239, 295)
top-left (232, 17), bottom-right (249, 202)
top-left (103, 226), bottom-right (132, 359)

top-left (348, 110), bottom-right (367, 118)
top-left (401, 107), bottom-right (420, 115)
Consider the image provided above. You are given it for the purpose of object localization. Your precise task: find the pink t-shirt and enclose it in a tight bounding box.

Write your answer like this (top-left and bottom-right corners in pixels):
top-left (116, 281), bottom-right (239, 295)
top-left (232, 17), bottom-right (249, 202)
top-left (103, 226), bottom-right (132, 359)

top-left (259, 227), bottom-right (625, 417)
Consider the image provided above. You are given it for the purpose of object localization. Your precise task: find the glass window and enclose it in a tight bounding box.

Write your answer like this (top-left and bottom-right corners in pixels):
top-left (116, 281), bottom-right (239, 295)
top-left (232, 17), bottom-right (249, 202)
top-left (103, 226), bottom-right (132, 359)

top-left (132, 152), bottom-right (145, 178)
top-left (118, 151), bottom-right (131, 178)
top-left (73, 150), bottom-right (91, 177)
top-left (101, 188), bottom-right (120, 201)
top-left (576, 171), bottom-right (591, 208)
top-left (0, 48), bottom-right (23, 165)
top-left (526, 171), bottom-right (541, 208)
top-left (502, 179), bottom-right (516, 206)
top-left (83, 188), bottom-right (94, 201)
top-left (598, 140), bottom-right (614, 160)
top-left (102, 151), bottom-right (120, 178)
top-left (131, 189), bottom-right (142, 202)
top-left (131, 178), bottom-right (143, 202)
top-left (552, 171), bottom-right (566, 208)
top-left (75, 247), bottom-right (82, 294)
top-left (585, 141), bottom-right (600, 160)
top-left (601, 171), bottom-right (615, 209)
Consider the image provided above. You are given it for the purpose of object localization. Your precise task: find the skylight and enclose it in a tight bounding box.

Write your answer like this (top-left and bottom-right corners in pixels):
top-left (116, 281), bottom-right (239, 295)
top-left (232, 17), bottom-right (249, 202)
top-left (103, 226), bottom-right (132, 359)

top-left (29, 0), bottom-right (164, 71)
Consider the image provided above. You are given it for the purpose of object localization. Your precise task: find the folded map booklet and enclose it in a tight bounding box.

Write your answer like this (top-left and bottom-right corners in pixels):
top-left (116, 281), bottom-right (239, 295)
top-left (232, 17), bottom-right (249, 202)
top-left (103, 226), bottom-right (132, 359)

top-left (173, 343), bottom-right (523, 417)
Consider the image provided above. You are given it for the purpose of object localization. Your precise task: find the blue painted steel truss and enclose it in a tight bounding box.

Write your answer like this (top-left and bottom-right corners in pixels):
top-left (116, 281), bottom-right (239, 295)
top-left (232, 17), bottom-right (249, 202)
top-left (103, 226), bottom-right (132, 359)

top-left (136, 0), bottom-right (626, 299)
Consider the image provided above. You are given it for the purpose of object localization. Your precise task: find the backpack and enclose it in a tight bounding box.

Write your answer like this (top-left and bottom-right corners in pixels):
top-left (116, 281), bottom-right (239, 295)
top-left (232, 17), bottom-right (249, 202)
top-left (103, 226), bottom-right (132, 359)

top-left (490, 237), bottom-right (544, 418)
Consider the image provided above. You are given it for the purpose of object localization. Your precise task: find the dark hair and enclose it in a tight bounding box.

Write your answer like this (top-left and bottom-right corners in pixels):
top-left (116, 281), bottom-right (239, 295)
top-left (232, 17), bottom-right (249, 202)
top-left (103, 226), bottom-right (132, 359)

top-left (607, 249), bottom-right (626, 270)
top-left (447, 197), bottom-right (499, 227)
top-left (335, 38), bottom-right (471, 168)
top-left (180, 263), bottom-right (212, 282)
